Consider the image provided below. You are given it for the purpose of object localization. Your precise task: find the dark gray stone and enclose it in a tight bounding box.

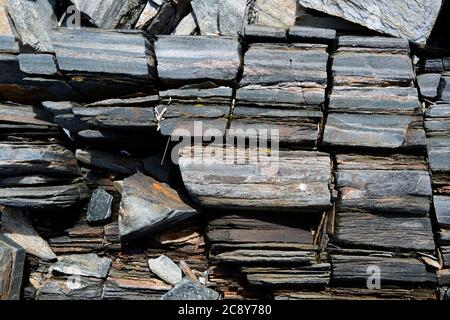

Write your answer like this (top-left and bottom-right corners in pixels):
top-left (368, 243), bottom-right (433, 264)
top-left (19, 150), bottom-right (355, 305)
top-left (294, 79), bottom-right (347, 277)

top-left (417, 73), bottom-right (442, 99)
top-left (434, 196), bottom-right (450, 228)
top-left (0, 235), bottom-right (25, 300)
top-left (86, 189), bottom-right (113, 226)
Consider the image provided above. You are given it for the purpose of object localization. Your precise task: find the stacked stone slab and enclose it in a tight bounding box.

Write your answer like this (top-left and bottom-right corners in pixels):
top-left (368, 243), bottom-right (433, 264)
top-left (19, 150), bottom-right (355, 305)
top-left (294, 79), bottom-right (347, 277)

top-left (418, 57), bottom-right (450, 300)
top-left (317, 36), bottom-right (437, 300)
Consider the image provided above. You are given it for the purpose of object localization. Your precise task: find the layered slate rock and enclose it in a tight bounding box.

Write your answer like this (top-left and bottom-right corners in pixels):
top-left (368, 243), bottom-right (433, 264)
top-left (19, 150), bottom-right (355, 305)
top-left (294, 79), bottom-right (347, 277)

top-left (179, 146), bottom-right (332, 212)
top-left (49, 253), bottom-right (112, 279)
top-left (329, 154), bottom-right (436, 293)
top-left (0, 138), bottom-right (89, 210)
top-left (0, 235), bottom-right (25, 300)
top-left (71, 0), bottom-right (148, 29)
top-left (162, 279), bottom-right (220, 300)
top-left (207, 211), bottom-right (330, 297)
top-left (298, 0), bottom-right (443, 45)
top-left (323, 36), bottom-right (426, 151)
top-left (52, 28), bottom-right (156, 100)
top-left (233, 42), bottom-right (329, 146)
top-left (119, 173), bottom-right (198, 241)
top-left (154, 35), bottom-right (242, 87)
top-left (157, 87), bottom-right (232, 138)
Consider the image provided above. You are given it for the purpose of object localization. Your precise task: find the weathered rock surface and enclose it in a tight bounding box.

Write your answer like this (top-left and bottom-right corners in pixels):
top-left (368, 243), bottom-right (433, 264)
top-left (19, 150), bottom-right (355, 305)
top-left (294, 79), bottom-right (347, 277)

top-left (119, 173), bottom-right (198, 241)
top-left (71, 0), bottom-right (147, 29)
top-left (49, 253), bottom-right (112, 278)
top-left (148, 255), bottom-right (182, 285)
top-left (298, 0), bottom-right (443, 45)
top-left (6, 0), bottom-right (56, 52)
top-left (155, 35), bottom-right (241, 87)
top-left (162, 279), bottom-right (220, 300)
top-left (179, 146), bottom-right (332, 212)
top-left (0, 235), bottom-right (25, 300)
top-left (248, 0), bottom-right (299, 28)
top-left (0, 207), bottom-right (57, 261)
top-left (0, 6), bottom-right (19, 53)
top-left (76, 149), bottom-right (143, 175)
top-left (86, 189), bottom-right (113, 226)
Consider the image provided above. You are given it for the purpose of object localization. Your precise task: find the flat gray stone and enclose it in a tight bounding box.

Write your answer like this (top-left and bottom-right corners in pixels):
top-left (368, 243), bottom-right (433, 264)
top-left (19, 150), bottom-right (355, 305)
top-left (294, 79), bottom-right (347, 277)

top-left (417, 73), bottom-right (442, 99)
top-left (86, 189), bottom-right (113, 226)
top-left (218, 0), bottom-right (247, 36)
top-left (162, 279), bottom-right (220, 300)
top-left (298, 0), bottom-right (443, 45)
top-left (6, 0), bottom-right (56, 52)
top-left (248, 0), bottom-right (299, 28)
top-left (0, 6), bottom-right (19, 53)
top-left (173, 13), bottom-right (198, 35)
top-left (148, 255), bottom-right (182, 285)
top-left (49, 253), bottom-right (112, 279)
top-left (18, 54), bottom-right (58, 76)
top-left (191, 0), bottom-right (219, 35)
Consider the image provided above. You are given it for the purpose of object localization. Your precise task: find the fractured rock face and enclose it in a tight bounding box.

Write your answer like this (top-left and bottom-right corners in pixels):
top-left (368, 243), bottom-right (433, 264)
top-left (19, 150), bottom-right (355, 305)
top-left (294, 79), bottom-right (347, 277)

top-left (248, 0), bottom-right (299, 28)
top-left (49, 253), bottom-right (112, 279)
top-left (119, 173), bottom-right (198, 241)
top-left (86, 189), bottom-right (113, 226)
top-left (71, 0), bottom-right (148, 29)
top-left (0, 235), bottom-right (25, 300)
top-left (298, 0), bottom-right (443, 45)
top-left (6, 0), bottom-right (57, 52)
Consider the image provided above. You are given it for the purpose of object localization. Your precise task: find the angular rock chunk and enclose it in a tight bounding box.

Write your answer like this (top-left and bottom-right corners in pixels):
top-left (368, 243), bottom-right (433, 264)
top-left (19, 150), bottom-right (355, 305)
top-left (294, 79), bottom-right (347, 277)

top-left (0, 235), bottom-right (25, 300)
top-left (36, 276), bottom-right (104, 300)
top-left (119, 173), bottom-right (198, 241)
top-left (425, 104), bottom-right (450, 174)
top-left (417, 74), bottom-right (442, 100)
top-left (1, 207), bottom-right (57, 261)
top-left (162, 279), bottom-right (220, 300)
top-left (298, 0), bottom-right (442, 45)
top-left (145, 0), bottom-right (191, 35)
top-left (218, 0), bottom-right (247, 36)
top-left (155, 35), bottom-right (242, 87)
top-left (248, 0), bottom-right (299, 28)
top-left (86, 189), bottom-right (113, 226)
top-left (434, 196), bottom-right (450, 228)
top-left (6, 0), bottom-right (56, 52)
top-left (241, 43), bottom-right (328, 86)
top-left (135, 0), bottom-right (163, 29)
top-left (71, 0), bottom-right (148, 29)
top-left (157, 87), bottom-right (232, 138)
top-left (173, 12), bottom-right (198, 35)
top-left (331, 255), bottom-right (437, 287)
top-left (179, 146), bottom-right (332, 212)
top-left (191, 0), bottom-right (219, 35)
top-left (148, 255), bottom-right (182, 285)
top-left (49, 253), bottom-right (112, 279)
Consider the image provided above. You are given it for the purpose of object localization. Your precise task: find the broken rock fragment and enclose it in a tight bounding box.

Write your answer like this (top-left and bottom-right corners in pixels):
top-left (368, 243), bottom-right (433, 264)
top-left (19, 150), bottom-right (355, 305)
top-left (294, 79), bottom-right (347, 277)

top-left (148, 255), bottom-right (182, 285)
top-left (162, 279), bottom-right (220, 300)
top-left (49, 253), bottom-right (112, 279)
top-left (86, 189), bottom-right (113, 226)
top-left (0, 235), bottom-right (25, 300)
top-left (119, 173), bottom-right (198, 241)
top-left (298, 0), bottom-right (442, 45)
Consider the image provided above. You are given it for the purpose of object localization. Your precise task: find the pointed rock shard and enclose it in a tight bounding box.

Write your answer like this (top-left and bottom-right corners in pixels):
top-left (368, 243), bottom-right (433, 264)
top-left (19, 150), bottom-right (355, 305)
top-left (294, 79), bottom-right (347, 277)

top-left (49, 253), bottom-right (112, 279)
top-left (71, 0), bottom-right (148, 29)
top-left (148, 255), bottom-right (182, 285)
top-left (136, 0), bottom-right (163, 29)
top-left (0, 235), bottom-right (25, 300)
top-left (298, 0), bottom-right (443, 45)
top-left (86, 189), bottom-right (113, 226)
top-left (119, 173), bottom-right (198, 241)
top-left (0, 207), bottom-right (57, 261)
top-left (6, 0), bottom-right (56, 52)
top-left (162, 279), bottom-right (220, 300)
